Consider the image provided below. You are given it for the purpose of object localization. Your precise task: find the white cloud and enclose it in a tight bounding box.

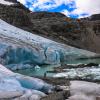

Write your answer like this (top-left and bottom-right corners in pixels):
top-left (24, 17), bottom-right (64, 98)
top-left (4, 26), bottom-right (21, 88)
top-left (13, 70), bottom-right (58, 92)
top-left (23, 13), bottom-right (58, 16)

top-left (32, 0), bottom-right (67, 10)
top-left (75, 0), bottom-right (100, 16)
top-left (17, 0), bottom-right (100, 18)
top-left (61, 10), bottom-right (70, 16)
top-left (62, 0), bottom-right (100, 17)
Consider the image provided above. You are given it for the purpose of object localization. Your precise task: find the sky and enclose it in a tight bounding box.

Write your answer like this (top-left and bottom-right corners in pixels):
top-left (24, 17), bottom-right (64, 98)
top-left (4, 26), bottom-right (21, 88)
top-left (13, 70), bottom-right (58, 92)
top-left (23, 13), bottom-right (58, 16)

top-left (17, 0), bottom-right (100, 18)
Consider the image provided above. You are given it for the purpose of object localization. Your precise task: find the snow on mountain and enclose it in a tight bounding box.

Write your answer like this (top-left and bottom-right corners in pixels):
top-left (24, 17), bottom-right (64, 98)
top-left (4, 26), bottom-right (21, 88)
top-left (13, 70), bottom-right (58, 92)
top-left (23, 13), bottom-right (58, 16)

top-left (0, 0), bottom-right (14, 5)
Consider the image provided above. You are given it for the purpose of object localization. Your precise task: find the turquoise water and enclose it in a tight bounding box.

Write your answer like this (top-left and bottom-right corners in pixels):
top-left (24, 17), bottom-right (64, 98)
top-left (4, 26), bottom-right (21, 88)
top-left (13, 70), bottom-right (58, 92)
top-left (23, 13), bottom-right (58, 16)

top-left (15, 58), bottom-right (100, 77)
top-left (15, 64), bottom-right (58, 77)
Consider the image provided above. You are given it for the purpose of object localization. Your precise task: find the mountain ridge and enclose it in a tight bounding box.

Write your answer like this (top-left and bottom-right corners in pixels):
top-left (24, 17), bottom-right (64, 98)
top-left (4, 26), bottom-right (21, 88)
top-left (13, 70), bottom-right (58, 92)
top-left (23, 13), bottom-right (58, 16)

top-left (0, 1), bottom-right (100, 53)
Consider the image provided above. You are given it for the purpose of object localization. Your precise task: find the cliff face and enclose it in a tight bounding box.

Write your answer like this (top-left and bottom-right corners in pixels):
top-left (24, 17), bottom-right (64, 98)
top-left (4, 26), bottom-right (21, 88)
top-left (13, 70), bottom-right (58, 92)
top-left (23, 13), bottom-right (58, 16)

top-left (0, 3), bottom-right (100, 53)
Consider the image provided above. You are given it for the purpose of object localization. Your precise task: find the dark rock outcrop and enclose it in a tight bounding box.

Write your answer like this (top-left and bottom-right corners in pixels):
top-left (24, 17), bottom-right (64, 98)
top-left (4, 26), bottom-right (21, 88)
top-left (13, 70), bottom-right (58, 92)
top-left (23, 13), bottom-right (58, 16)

top-left (0, 4), bottom-right (32, 27)
top-left (90, 14), bottom-right (100, 21)
top-left (0, 2), bottom-right (100, 53)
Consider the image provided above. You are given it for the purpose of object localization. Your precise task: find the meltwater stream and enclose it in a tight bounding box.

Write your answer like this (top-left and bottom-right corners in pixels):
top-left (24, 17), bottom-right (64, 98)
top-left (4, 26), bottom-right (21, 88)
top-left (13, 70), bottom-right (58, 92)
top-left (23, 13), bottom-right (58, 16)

top-left (15, 58), bottom-right (100, 80)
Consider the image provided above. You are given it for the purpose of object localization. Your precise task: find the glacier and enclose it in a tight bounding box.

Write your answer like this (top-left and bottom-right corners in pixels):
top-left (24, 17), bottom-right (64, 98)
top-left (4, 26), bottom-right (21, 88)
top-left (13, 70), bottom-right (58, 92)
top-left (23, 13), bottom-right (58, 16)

top-left (0, 64), bottom-right (52, 99)
top-left (0, 19), bottom-right (98, 70)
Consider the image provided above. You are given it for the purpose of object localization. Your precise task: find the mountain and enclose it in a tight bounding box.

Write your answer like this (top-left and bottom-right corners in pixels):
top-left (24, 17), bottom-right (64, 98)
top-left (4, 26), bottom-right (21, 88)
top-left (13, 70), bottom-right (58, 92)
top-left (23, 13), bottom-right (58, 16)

top-left (0, 2), bottom-right (100, 53)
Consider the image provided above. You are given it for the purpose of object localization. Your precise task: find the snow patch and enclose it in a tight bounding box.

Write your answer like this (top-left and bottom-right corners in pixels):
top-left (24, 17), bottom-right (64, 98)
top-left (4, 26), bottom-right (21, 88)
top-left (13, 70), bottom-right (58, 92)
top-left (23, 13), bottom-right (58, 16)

top-left (0, 0), bottom-right (14, 5)
top-left (53, 67), bottom-right (100, 80)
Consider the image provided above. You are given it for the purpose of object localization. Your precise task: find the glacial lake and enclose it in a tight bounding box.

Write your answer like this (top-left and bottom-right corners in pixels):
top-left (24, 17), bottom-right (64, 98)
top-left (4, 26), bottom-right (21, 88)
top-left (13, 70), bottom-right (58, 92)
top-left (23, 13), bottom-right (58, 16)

top-left (14, 58), bottom-right (100, 77)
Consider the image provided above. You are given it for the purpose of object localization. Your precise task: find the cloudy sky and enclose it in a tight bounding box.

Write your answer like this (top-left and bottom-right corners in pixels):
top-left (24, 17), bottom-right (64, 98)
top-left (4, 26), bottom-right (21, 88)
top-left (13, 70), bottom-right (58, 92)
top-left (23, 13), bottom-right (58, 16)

top-left (17, 0), bottom-right (100, 18)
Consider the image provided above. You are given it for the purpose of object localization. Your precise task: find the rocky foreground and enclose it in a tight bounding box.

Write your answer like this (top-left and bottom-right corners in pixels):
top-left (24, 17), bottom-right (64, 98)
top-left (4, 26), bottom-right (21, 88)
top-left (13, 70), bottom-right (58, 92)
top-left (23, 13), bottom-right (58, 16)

top-left (1, 64), bottom-right (100, 100)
